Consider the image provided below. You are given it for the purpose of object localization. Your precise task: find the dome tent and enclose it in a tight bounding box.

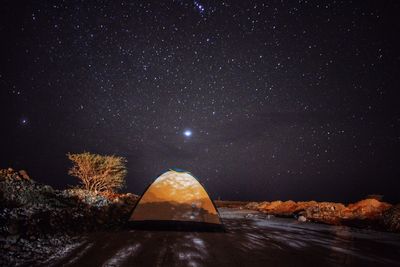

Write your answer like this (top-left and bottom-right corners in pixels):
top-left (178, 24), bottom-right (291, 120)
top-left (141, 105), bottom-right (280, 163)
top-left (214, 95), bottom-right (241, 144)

top-left (129, 169), bottom-right (223, 231)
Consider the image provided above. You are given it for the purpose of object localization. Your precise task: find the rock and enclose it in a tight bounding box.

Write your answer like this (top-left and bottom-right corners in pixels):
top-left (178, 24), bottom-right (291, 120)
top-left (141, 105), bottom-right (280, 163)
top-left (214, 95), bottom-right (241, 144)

top-left (245, 202), bottom-right (260, 210)
top-left (346, 199), bottom-right (392, 220)
top-left (304, 202), bottom-right (346, 225)
top-left (7, 222), bottom-right (19, 235)
top-left (266, 201), bottom-right (297, 216)
top-left (265, 201), bottom-right (282, 211)
top-left (18, 170), bottom-right (30, 180)
top-left (298, 215), bottom-right (307, 222)
top-left (9, 245), bottom-right (18, 252)
top-left (245, 200), bottom-right (319, 217)
top-left (243, 197), bottom-right (393, 228)
top-left (7, 234), bottom-right (19, 244)
top-left (0, 169), bottom-right (62, 207)
top-left (382, 204), bottom-right (400, 232)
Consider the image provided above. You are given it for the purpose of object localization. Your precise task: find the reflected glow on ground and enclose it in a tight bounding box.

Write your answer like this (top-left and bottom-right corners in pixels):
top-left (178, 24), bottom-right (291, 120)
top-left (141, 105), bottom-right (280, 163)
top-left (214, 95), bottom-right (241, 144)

top-left (49, 209), bottom-right (400, 266)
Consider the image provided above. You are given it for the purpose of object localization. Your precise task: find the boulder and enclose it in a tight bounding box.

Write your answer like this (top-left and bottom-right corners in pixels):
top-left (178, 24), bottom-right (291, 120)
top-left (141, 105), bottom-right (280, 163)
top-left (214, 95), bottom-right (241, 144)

top-left (0, 169), bottom-right (60, 207)
top-left (382, 204), bottom-right (400, 232)
top-left (346, 199), bottom-right (391, 220)
top-left (304, 202), bottom-right (346, 225)
top-left (265, 201), bottom-right (282, 211)
top-left (227, 198), bottom-right (394, 228)
top-left (298, 215), bottom-right (307, 222)
top-left (18, 170), bottom-right (30, 180)
top-left (268, 200), bottom-right (298, 216)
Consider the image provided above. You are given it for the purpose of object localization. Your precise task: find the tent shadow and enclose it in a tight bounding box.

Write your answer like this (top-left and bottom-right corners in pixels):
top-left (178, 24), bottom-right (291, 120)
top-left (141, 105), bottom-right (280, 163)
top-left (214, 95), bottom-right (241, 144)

top-left (129, 201), bottom-right (225, 232)
top-left (128, 220), bottom-right (226, 232)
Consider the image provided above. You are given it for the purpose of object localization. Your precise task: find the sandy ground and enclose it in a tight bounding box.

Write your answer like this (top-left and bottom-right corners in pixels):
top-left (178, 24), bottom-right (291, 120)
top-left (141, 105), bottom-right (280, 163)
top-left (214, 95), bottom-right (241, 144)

top-left (45, 208), bottom-right (400, 267)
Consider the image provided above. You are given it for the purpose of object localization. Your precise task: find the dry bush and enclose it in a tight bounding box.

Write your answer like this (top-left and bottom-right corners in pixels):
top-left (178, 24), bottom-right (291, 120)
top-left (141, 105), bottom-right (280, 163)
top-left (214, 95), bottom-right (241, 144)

top-left (67, 152), bottom-right (127, 193)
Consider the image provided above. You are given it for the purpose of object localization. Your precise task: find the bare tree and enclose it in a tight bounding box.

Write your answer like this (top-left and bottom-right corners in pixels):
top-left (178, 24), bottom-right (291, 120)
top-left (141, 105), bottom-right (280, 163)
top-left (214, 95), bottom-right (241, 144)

top-left (67, 152), bottom-right (127, 193)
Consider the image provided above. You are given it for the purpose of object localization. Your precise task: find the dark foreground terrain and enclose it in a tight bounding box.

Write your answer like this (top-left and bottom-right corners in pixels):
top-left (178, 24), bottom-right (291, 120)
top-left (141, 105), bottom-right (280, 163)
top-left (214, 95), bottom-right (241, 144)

top-left (1, 169), bottom-right (400, 266)
top-left (46, 208), bottom-right (400, 267)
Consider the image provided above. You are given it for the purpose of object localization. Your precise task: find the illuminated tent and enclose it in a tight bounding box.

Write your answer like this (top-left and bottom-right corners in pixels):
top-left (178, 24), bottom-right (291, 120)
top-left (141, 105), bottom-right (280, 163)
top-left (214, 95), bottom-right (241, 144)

top-left (129, 169), bottom-right (223, 230)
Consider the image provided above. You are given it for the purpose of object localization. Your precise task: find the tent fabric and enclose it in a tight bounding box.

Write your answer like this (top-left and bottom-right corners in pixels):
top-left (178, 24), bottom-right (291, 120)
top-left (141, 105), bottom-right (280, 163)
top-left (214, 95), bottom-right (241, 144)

top-left (129, 169), bottom-right (222, 225)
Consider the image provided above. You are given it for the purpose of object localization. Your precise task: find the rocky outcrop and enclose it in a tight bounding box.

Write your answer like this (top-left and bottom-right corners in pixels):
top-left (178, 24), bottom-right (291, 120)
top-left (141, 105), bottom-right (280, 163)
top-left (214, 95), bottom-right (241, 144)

top-left (382, 204), bottom-right (400, 233)
top-left (245, 200), bottom-right (318, 217)
top-left (305, 199), bottom-right (391, 226)
top-left (0, 168), bottom-right (139, 266)
top-left (346, 199), bottom-right (391, 219)
top-left (0, 168), bottom-right (31, 181)
top-left (304, 202), bottom-right (347, 225)
top-left (245, 199), bottom-right (393, 229)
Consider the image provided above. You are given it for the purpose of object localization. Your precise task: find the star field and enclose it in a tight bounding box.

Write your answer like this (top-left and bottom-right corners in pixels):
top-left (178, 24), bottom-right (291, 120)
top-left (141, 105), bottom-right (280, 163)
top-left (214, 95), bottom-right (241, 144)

top-left (1, 1), bottom-right (400, 202)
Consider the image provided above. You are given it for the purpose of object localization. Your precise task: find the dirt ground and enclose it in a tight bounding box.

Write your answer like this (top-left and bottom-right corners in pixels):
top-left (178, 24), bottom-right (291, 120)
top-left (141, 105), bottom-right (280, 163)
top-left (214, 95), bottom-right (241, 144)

top-left (45, 208), bottom-right (400, 267)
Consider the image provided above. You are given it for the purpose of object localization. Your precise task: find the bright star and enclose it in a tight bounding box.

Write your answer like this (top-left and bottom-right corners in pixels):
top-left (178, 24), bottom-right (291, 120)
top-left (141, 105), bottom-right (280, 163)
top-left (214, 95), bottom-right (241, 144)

top-left (184, 130), bottom-right (192, 137)
top-left (194, 0), bottom-right (205, 14)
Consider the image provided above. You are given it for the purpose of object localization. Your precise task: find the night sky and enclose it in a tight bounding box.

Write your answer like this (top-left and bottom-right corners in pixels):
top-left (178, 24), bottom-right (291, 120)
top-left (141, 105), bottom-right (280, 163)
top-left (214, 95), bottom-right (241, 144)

top-left (1, 1), bottom-right (400, 203)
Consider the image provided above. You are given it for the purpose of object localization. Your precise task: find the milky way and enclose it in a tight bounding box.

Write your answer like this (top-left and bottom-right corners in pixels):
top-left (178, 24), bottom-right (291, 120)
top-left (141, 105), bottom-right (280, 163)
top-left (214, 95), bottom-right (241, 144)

top-left (1, 1), bottom-right (400, 202)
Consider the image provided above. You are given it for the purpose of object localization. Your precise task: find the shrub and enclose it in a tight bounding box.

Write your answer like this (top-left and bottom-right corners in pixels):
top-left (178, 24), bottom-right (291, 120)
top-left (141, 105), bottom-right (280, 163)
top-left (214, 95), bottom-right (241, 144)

top-left (67, 152), bottom-right (127, 193)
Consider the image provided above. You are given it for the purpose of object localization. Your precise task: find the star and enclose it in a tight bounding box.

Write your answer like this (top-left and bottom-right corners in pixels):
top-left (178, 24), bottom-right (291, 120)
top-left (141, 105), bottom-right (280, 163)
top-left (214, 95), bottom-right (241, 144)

top-left (194, 1), bottom-right (205, 15)
top-left (183, 129), bottom-right (192, 137)
top-left (20, 118), bottom-right (28, 125)
top-left (2, 1), bottom-right (399, 204)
